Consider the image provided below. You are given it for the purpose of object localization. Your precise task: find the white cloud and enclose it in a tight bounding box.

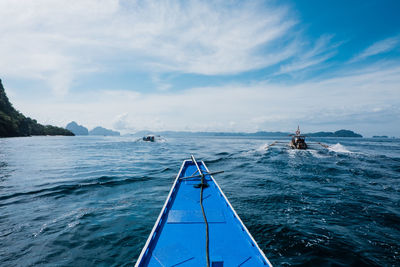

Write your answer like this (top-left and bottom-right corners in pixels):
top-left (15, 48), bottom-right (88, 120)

top-left (12, 63), bottom-right (400, 136)
top-left (351, 36), bottom-right (399, 62)
top-left (0, 0), bottom-right (300, 94)
top-left (278, 35), bottom-right (338, 74)
top-left (2, 1), bottom-right (398, 136)
top-left (151, 74), bottom-right (172, 91)
top-left (113, 113), bottom-right (130, 131)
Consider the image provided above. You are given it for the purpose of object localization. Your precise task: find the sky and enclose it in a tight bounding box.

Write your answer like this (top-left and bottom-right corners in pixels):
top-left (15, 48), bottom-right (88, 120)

top-left (1, 0), bottom-right (399, 136)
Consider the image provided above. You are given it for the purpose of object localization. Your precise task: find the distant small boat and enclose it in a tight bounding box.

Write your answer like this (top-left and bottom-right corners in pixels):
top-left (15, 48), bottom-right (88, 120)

top-left (290, 126), bottom-right (307, 149)
top-left (143, 135), bottom-right (155, 142)
top-left (135, 156), bottom-right (272, 267)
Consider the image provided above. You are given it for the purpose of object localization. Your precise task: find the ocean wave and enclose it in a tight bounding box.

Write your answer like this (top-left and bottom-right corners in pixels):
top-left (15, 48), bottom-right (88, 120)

top-left (328, 143), bottom-right (352, 153)
top-left (258, 143), bottom-right (271, 151)
top-left (307, 149), bottom-right (328, 158)
top-left (2, 136), bottom-right (400, 266)
top-left (0, 176), bottom-right (152, 205)
top-left (204, 157), bottom-right (228, 164)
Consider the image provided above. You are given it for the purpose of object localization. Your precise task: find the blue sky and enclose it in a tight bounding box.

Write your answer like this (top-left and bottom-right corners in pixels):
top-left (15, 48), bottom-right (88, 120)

top-left (1, 0), bottom-right (399, 136)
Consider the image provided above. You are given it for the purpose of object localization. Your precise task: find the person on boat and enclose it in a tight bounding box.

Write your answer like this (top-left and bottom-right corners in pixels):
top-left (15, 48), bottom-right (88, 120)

top-left (295, 125), bottom-right (301, 136)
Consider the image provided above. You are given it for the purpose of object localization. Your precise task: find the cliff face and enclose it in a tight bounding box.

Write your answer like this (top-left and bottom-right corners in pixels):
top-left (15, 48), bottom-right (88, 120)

top-left (0, 79), bottom-right (74, 137)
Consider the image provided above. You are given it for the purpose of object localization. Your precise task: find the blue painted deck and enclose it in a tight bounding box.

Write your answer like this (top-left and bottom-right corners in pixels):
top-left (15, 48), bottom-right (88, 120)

top-left (136, 160), bottom-right (272, 267)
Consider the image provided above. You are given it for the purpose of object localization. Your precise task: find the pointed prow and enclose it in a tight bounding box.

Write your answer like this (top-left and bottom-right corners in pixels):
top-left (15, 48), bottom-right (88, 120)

top-left (296, 125), bottom-right (301, 136)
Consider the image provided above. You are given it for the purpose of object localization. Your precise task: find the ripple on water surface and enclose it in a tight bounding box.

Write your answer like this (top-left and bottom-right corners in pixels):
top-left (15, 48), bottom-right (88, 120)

top-left (0, 136), bottom-right (399, 266)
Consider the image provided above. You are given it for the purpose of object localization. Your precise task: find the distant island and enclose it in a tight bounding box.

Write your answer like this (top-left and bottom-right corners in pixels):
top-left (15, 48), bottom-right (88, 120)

top-left (372, 135), bottom-right (388, 138)
top-left (131, 129), bottom-right (363, 138)
top-left (66, 121), bottom-right (89, 135)
top-left (0, 77), bottom-right (365, 139)
top-left (89, 126), bottom-right (120, 136)
top-left (66, 122), bottom-right (120, 136)
top-left (305, 130), bottom-right (362, 138)
top-left (0, 79), bottom-right (74, 138)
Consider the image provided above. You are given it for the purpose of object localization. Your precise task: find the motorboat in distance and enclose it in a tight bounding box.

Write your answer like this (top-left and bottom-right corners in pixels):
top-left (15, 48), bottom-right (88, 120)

top-left (289, 126), bottom-right (307, 149)
top-left (143, 135), bottom-right (155, 142)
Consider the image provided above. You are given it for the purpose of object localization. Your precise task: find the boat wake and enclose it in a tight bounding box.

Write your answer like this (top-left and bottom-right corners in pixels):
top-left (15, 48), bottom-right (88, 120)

top-left (287, 148), bottom-right (297, 158)
top-left (2, 136), bottom-right (400, 266)
top-left (307, 149), bottom-right (327, 158)
top-left (258, 143), bottom-right (271, 152)
top-left (328, 143), bottom-right (352, 153)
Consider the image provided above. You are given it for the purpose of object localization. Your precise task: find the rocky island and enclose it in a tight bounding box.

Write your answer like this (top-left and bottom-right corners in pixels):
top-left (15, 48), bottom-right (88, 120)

top-left (66, 122), bottom-right (120, 136)
top-left (89, 126), bottom-right (120, 136)
top-left (66, 121), bottom-right (89, 135)
top-left (0, 79), bottom-right (74, 138)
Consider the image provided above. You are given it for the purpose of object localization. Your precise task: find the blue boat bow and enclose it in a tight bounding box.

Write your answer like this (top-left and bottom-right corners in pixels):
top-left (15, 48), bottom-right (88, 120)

top-left (135, 156), bottom-right (272, 266)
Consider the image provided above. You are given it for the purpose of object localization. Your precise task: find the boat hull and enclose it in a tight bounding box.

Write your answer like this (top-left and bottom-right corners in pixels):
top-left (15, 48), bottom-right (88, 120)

top-left (290, 136), bottom-right (308, 149)
top-left (290, 141), bottom-right (308, 149)
top-left (135, 159), bottom-right (271, 266)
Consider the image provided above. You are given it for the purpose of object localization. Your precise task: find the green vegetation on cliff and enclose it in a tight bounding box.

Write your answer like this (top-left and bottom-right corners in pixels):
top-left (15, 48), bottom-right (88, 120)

top-left (0, 79), bottom-right (74, 137)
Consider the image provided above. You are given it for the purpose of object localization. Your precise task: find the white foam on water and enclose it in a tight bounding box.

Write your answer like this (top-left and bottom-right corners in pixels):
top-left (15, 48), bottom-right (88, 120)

top-left (253, 143), bottom-right (276, 155)
top-left (328, 143), bottom-right (351, 153)
top-left (308, 149), bottom-right (326, 158)
top-left (33, 223), bottom-right (47, 237)
top-left (33, 208), bottom-right (92, 236)
top-left (68, 221), bottom-right (79, 228)
top-left (257, 143), bottom-right (270, 151)
top-left (288, 148), bottom-right (297, 158)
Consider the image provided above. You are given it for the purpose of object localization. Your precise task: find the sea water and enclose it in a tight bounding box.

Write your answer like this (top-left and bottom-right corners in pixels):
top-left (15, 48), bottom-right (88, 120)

top-left (0, 136), bottom-right (399, 266)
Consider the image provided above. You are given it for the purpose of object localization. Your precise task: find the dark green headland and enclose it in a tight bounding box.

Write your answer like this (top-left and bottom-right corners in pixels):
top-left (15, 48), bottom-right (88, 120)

top-left (0, 79), bottom-right (74, 137)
